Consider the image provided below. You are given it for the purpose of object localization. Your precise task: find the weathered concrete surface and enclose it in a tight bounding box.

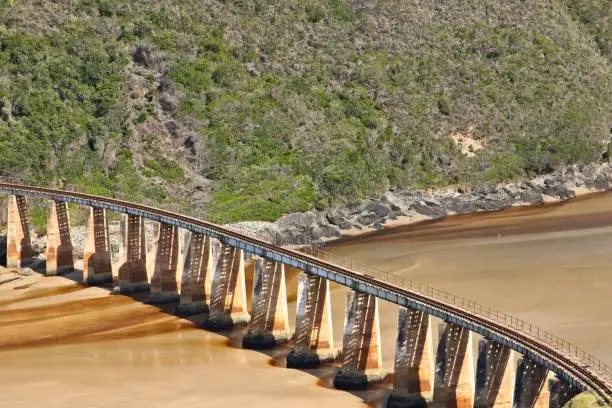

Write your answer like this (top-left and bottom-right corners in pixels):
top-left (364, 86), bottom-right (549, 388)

top-left (115, 214), bottom-right (149, 294)
top-left (177, 233), bottom-right (220, 315)
top-left (202, 244), bottom-right (250, 330)
top-left (287, 273), bottom-right (336, 368)
top-left (513, 357), bottom-right (550, 408)
top-left (45, 200), bottom-right (74, 276)
top-left (391, 307), bottom-right (435, 401)
top-left (83, 207), bottom-right (112, 284)
top-left (334, 291), bottom-right (385, 390)
top-left (243, 258), bottom-right (290, 349)
top-left (475, 338), bottom-right (515, 408)
top-left (148, 223), bottom-right (180, 304)
top-left (7, 195), bottom-right (33, 268)
top-left (432, 322), bottom-right (475, 408)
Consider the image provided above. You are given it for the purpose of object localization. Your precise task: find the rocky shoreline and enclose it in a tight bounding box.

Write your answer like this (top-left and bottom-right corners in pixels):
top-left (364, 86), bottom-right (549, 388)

top-left (1, 164), bottom-right (611, 257)
top-left (226, 163), bottom-right (612, 245)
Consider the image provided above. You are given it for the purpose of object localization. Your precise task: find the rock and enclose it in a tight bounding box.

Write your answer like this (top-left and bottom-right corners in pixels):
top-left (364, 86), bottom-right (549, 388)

top-left (326, 208), bottom-right (352, 230)
top-left (361, 200), bottom-right (390, 218)
top-left (372, 221), bottom-right (384, 230)
top-left (355, 212), bottom-right (379, 227)
top-left (540, 184), bottom-right (576, 201)
top-left (225, 221), bottom-right (279, 243)
top-left (519, 189), bottom-right (544, 205)
top-left (441, 196), bottom-right (476, 214)
top-left (593, 174), bottom-right (610, 191)
top-left (410, 199), bottom-right (446, 219)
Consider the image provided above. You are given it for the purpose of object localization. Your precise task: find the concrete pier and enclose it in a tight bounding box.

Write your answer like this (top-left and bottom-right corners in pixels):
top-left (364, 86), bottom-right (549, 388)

top-left (388, 307), bottom-right (435, 407)
top-left (548, 375), bottom-right (583, 408)
top-left (177, 234), bottom-right (220, 315)
top-left (45, 200), bottom-right (74, 275)
top-left (432, 322), bottom-right (475, 408)
top-left (83, 207), bottom-right (112, 284)
top-left (475, 338), bottom-right (515, 408)
top-left (203, 243), bottom-right (250, 330)
top-left (243, 258), bottom-right (290, 349)
top-left (334, 291), bottom-right (385, 390)
top-left (6, 195), bottom-right (33, 268)
top-left (287, 273), bottom-right (336, 368)
top-left (115, 214), bottom-right (149, 294)
top-left (148, 223), bottom-right (180, 304)
top-left (513, 357), bottom-right (550, 408)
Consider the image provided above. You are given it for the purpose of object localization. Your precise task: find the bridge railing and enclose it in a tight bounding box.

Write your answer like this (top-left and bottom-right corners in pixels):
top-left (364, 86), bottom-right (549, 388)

top-left (293, 245), bottom-right (611, 382)
top-left (0, 175), bottom-right (610, 385)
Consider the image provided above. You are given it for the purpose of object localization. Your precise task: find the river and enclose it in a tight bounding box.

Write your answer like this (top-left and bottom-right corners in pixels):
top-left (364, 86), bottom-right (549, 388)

top-left (1, 193), bottom-right (611, 407)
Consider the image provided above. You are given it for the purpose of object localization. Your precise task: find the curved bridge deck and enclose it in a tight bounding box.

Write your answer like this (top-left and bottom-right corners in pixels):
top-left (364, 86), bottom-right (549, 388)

top-left (0, 179), bottom-right (610, 403)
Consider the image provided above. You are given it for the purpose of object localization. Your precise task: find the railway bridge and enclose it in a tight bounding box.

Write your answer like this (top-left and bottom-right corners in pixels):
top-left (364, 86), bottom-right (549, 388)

top-left (1, 178), bottom-right (610, 408)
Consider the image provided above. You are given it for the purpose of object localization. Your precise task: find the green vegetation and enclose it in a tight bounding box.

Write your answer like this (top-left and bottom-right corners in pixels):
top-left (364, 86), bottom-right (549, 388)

top-left (564, 392), bottom-right (612, 408)
top-left (0, 0), bottom-right (610, 221)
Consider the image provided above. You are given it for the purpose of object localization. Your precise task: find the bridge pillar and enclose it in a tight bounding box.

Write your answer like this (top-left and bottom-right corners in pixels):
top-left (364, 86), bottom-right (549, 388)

top-left (474, 338), bottom-right (515, 408)
top-left (334, 290), bottom-right (385, 390)
top-left (202, 243), bottom-right (250, 330)
top-left (432, 322), bottom-right (475, 408)
top-left (548, 376), bottom-right (582, 408)
top-left (287, 273), bottom-right (336, 368)
top-left (45, 200), bottom-right (74, 275)
top-left (513, 357), bottom-right (550, 408)
top-left (148, 223), bottom-right (180, 304)
top-left (6, 194), bottom-right (33, 268)
top-left (115, 214), bottom-right (149, 294)
top-left (176, 234), bottom-right (220, 315)
top-left (83, 207), bottom-right (112, 284)
top-left (243, 258), bottom-right (290, 349)
top-left (387, 307), bottom-right (435, 407)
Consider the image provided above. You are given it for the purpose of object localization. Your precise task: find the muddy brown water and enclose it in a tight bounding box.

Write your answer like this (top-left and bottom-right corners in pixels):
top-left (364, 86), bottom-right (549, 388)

top-left (0, 193), bottom-right (611, 407)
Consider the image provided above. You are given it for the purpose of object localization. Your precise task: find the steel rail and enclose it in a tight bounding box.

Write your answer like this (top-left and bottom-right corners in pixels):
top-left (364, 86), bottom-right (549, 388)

top-left (0, 181), bottom-right (610, 402)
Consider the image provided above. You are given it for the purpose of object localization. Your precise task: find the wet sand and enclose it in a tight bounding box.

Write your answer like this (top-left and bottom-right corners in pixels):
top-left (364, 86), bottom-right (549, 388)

top-left (1, 192), bottom-right (612, 407)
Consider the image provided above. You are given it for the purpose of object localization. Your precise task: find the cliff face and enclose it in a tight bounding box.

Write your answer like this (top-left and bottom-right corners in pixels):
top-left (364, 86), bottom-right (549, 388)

top-left (0, 0), bottom-right (610, 223)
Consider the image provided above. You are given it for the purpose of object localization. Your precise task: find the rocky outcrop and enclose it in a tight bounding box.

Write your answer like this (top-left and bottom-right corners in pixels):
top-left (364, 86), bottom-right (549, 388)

top-left (226, 163), bottom-right (612, 245)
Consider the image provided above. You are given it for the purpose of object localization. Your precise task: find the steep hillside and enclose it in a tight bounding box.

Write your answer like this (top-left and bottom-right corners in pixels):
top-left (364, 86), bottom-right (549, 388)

top-left (0, 0), bottom-right (610, 222)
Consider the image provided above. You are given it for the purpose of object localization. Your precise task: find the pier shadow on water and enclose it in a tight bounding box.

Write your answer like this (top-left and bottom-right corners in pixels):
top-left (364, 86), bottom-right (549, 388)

top-left (0, 254), bottom-right (391, 408)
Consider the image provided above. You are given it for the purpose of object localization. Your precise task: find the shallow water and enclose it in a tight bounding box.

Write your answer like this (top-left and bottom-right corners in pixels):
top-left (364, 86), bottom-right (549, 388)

top-left (1, 193), bottom-right (611, 407)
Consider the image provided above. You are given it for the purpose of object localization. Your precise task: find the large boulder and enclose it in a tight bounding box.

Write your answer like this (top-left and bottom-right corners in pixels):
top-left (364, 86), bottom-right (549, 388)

top-left (325, 207), bottom-right (352, 230)
top-left (410, 198), bottom-right (446, 219)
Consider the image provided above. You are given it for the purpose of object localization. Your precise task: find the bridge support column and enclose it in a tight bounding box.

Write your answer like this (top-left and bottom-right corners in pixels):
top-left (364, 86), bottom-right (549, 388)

top-left (45, 200), bottom-right (74, 275)
top-left (148, 223), bottom-right (180, 304)
top-left (176, 234), bottom-right (219, 315)
top-left (287, 273), bottom-right (336, 368)
top-left (474, 338), bottom-right (515, 408)
top-left (334, 290), bottom-right (385, 390)
top-left (83, 207), bottom-right (112, 284)
top-left (7, 195), bottom-right (33, 268)
top-left (387, 307), bottom-right (435, 407)
top-left (432, 322), bottom-right (475, 408)
top-left (115, 214), bottom-right (149, 294)
top-left (513, 357), bottom-right (550, 408)
top-left (243, 258), bottom-right (290, 349)
top-left (202, 243), bottom-right (250, 330)
top-left (548, 376), bottom-right (582, 408)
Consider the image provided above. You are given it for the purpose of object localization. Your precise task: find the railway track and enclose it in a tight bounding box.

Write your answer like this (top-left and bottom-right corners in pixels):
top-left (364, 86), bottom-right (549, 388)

top-left (1, 181), bottom-right (611, 402)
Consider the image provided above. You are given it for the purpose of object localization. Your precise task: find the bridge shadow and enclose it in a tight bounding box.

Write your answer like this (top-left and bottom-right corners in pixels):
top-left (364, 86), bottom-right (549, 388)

top-left (0, 243), bottom-right (391, 408)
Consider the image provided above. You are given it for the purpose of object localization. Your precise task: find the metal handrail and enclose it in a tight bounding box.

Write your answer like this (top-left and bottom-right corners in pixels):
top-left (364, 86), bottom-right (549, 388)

top-left (0, 175), bottom-right (610, 385)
